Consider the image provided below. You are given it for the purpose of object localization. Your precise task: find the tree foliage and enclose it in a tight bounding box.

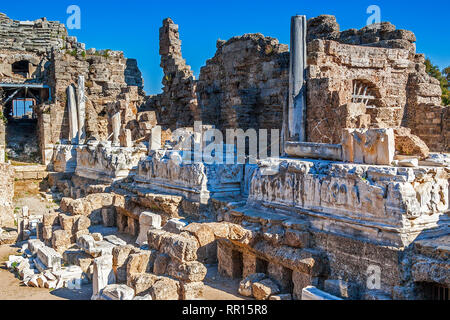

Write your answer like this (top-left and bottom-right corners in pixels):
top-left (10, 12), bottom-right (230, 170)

top-left (424, 58), bottom-right (449, 106)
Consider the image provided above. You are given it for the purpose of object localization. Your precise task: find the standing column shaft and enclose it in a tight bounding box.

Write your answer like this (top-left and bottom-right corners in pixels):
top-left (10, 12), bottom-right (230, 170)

top-left (287, 15), bottom-right (307, 143)
top-left (111, 112), bottom-right (121, 146)
top-left (67, 85), bottom-right (79, 145)
top-left (77, 76), bottom-right (86, 144)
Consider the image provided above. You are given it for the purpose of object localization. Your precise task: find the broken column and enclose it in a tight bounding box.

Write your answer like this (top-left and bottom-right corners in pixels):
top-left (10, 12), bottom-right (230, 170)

top-left (77, 76), bottom-right (87, 145)
top-left (149, 126), bottom-right (162, 152)
top-left (92, 254), bottom-right (116, 299)
top-left (136, 212), bottom-right (162, 246)
top-left (67, 85), bottom-right (79, 145)
top-left (285, 15), bottom-right (307, 145)
top-left (111, 112), bottom-right (121, 147)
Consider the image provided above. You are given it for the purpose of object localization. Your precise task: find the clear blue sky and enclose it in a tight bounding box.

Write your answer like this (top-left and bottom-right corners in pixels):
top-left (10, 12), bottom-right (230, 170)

top-left (2, 0), bottom-right (449, 95)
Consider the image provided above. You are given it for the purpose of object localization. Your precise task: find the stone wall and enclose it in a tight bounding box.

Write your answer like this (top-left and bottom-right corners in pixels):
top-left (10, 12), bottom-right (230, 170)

top-left (0, 13), bottom-right (67, 54)
top-left (307, 15), bottom-right (417, 53)
top-left (198, 34), bottom-right (289, 132)
top-left (144, 19), bottom-right (289, 138)
top-left (0, 13), bottom-right (145, 165)
top-left (0, 162), bottom-right (14, 228)
top-left (305, 15), bottom-right (448, 152)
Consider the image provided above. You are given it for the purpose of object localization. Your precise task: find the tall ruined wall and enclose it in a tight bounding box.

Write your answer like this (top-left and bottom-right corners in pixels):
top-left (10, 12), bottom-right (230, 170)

top-left (405, 62), bottom-right (449, 152)
top-left (144, 18), bottom-right (289, 136)
top-left (307, 15), bottom-right (417, 53)
top-left (0, 13), bottom-right (67, 54)
top-left (0, 163), bottom-right (14, 228)
top-left (46, 50), bottom-right (144, 142)
top-left (306, 39), bottom-right (416, 144)
top-left (0, 12), bottom-right (145, 152)
top-left (198, 34), bottom-right (289, 131)
top-left (305, 15), bottom-right (447, 152)
top-left (148, 18), bottom-right (199, 130)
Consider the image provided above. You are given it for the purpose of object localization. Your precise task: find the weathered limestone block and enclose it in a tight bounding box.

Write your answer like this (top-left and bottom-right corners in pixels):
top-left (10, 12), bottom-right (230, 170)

top-left (136, 212), bottom-right (162, 246)
top-left (63, 249), bottom-right (94, 274)
top-left (126, 251), bottom-right (150, 278)
top-left (112, 245), bottom-right (135, 283)
top-left (28, 239), bottom-right (45, 255)
top-left (149, 277), bottom-right (180, 300)
top-left (100, 284), bottom-right (135, 300)
top-left (147, 228), bottom-right (168, 250)
top-left (166, 260), bottom-right (207, 283)
top-left (252, 278), bottom-right (280, 300)
top-left (342, 128), bottom-right (395, 165)
top-left (127, 273), bottom-right (159, 296)
top-left (394, 127), bottom-right (430, 159)
top-left (77, 234), bottom-right (115, 257)
top-left (153, 253), bottom-right (171, 275)
top-left (292, 271), bottom-right (313, 300)
top-left (181, 282), bottom-right (205, 300)
top-left (92, 254), bottom-right (116, 299)
top-left (163, 218), bottom-right (186, 234)
top-left (159, 232), bottom-right (199, 263)
top-left (52, 229), bottom-right (71, 253)
top-left (184, 223), bottom-right (217, 263)
top-left (238, 273), bottom-right (266, 297)
top-left (43, 212), bottom-right (59, 227)
top-left (37, 246), bottom-right (62, 272)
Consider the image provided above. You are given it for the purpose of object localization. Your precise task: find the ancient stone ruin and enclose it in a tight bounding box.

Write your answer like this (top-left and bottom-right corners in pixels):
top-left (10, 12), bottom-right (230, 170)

top-left (0, 12), bottom-right (448, 300)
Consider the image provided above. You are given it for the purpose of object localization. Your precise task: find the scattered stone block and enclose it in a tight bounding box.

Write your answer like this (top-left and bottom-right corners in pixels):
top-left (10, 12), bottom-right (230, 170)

top-left (28, 239), bottom-right (44, 255)
top-left (160, 232), bottom-right (199, 263)
top-left (100, 284), bottom-right (135, 300)
top-left (181, 281), bottom-right (205, 300)
top-left (127, 251), bottom-right (150, 278)
top-left (292, 271), bottom-right (313, 300)
top-left (112, 245), bottom-right (135, 283)
top-left (92, 233), bottom-right (103, 241)
top-left (153, 253), bottom-right (171, 275)
top-left (37, 246), bottom-right (62, 272)
top-left (149, 277), bottom-right (180, 300)
top-left (163, 218), bottom-right (187, 234)
top-left (127, 273), bottom-right (159, 296)
top-left (238, 273), bottom-right (266, 297)
top-left (302, 286), bottom-right (342, 300)
top-left (342, 128), bottom-right (395, 165)
top-left (394, 127), bottom-right (430, 159)
top-left (167, 260), bottom-right (207, 283)
top-left (252, 278), bottom-right (280, 300)
top-left (104, 235), bottom-right (127, 246)
top-left (136, 212), bottom-right (162, 246)
top-left (92, 254), bottom-right (116, 299)
top-left (52, 229), bottom-right (71, 253)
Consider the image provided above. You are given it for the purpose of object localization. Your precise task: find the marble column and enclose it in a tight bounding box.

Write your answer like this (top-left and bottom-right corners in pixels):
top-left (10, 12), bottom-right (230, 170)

top-left (67, 85), bottom-right (79, 145)
top-left (77, 76), bottom-right (87, 144)
top-left (111, 112), bottom-right (121, 146)
top-left (285, 15), bottom-right (307, 144)
top-left (149, 126), bottom-right (162, 153)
